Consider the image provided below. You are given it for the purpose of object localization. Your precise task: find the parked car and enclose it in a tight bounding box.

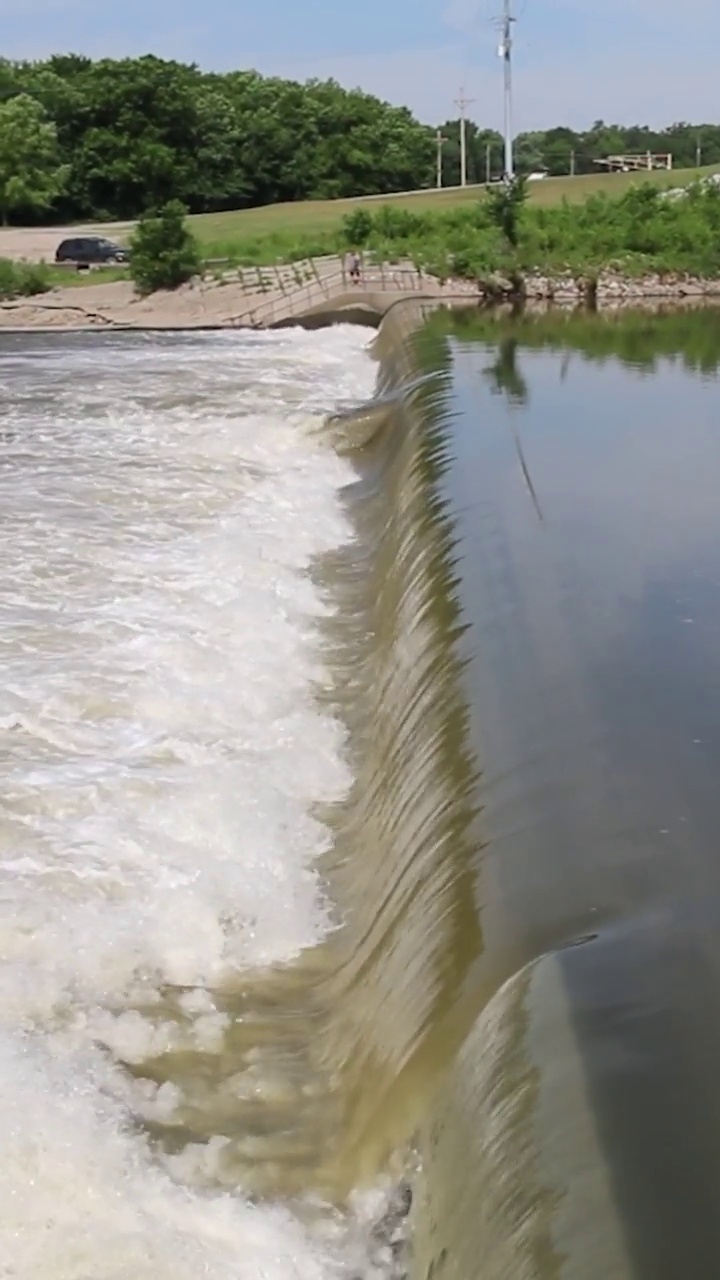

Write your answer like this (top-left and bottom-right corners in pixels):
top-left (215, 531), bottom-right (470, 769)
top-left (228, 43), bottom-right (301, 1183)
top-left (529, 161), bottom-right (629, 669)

top-left (55, 236), bottom-right (130, 266)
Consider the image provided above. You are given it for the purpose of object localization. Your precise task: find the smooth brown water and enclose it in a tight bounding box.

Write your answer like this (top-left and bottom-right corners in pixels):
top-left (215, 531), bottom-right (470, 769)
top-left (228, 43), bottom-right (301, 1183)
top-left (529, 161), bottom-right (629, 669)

top-left (408, 309), bottom-right (720, 1280)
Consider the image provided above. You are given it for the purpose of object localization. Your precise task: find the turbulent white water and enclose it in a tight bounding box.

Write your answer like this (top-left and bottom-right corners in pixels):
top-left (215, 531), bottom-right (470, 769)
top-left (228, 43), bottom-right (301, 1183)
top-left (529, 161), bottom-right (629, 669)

top-left (0, 326), bottom-right (379, 1280)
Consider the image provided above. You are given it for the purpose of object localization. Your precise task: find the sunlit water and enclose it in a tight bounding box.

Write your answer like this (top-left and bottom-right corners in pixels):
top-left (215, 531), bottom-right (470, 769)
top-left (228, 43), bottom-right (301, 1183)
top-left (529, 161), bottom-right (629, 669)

top-left (0, 327), bottom-right (384, 1280)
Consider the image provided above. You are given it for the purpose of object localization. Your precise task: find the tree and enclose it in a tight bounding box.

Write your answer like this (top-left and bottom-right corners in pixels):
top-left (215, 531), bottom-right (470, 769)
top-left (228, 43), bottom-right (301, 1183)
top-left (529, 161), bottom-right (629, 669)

top-left (486, 176), bottom-right (528, 249)
top-left (437, 120), bottom-right (503, 186)
top-left (514, 130), bottom-right (546, 176)
top-left (4, 52), bottom-right (720, 227)
top-left (58, 56), bottom-right (202, 219)
top-left (0, 93), bottom-right (67, 225)
top-left (542, 127), bottom-right (579, 176)
top-left (342, 208), bottom-right (373, 246)
top-left (129, 200), bottom-right (202, 294)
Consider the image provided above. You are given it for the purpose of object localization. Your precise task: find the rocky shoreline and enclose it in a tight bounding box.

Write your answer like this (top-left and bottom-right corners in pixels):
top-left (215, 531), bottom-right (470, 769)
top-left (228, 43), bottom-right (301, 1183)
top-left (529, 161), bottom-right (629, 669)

top-left (479, 269), bottom-right (720, 305)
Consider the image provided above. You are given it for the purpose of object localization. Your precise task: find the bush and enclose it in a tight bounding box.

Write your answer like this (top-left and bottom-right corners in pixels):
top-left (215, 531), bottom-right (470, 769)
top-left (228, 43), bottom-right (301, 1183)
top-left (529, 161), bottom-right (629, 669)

top-left (486, 177), bottom-right (528, 249)
top-left (145, 178), bottom-right (720, 286)
top-left (342, 208), bottom-right (373, 246)
top-left (0, 258), bottom-right (50, 300)
top-left (129, 200), bottom-right (202, 295)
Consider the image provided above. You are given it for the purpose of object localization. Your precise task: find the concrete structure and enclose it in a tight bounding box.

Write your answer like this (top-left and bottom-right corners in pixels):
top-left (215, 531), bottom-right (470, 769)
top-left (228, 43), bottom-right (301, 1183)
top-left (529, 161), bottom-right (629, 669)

top-left (0, 254), bottom-right (483, 330)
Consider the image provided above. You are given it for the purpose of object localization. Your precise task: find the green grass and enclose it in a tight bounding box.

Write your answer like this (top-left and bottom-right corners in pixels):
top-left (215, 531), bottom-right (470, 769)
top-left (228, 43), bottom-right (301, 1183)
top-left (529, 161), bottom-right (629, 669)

top-left (183, 164), bottom-right (720, 246)
top-left (26, 163), bottom-right (720, 289)
top-left (46, 265), bottom-right (129, 288)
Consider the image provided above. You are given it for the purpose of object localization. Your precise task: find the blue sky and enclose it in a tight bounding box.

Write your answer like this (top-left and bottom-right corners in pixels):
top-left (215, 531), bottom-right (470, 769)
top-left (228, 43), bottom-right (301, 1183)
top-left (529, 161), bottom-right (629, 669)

top-left (5, 0), bottom-right (719, 131)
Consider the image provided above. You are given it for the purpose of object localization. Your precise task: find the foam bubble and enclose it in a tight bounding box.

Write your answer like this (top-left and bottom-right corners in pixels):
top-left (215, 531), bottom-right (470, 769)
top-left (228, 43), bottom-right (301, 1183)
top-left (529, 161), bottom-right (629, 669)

top-left (0, 326), bottom-right (379, 1278)
top-left (0, 1032), bottom-right (350, 1280)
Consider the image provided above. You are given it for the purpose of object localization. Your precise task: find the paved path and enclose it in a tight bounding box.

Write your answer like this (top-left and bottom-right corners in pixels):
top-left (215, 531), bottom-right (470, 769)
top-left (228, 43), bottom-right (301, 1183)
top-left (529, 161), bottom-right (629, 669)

top-left (0, 222), bottom-right (134, 264)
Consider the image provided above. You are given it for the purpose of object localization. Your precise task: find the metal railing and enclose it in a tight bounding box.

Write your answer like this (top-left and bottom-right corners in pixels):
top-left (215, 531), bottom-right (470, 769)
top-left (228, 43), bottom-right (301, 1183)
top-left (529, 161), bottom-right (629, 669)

top-left (223, 257), bottom-right (439, 328)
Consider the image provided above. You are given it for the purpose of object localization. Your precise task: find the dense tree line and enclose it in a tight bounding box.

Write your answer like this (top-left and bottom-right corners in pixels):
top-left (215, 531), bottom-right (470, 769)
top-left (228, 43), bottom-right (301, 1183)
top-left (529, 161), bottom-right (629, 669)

top-left (1, 52), bottom-right (720, 224)
top-left (0, 55), bottom-right (436, 222)
top-left (437, 118), bottom-right (720, 184)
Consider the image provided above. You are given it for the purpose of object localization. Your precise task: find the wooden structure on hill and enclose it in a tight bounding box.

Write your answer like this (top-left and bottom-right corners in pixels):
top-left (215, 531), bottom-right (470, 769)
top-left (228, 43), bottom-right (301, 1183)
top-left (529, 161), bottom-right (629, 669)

top-left (594, 153), bottom-right (673, 173)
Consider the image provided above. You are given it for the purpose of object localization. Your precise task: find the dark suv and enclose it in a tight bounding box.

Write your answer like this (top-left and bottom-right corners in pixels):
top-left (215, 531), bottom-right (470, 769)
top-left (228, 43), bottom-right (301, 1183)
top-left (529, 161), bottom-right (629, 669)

top-left (55, 236), bottom-right (130, 266)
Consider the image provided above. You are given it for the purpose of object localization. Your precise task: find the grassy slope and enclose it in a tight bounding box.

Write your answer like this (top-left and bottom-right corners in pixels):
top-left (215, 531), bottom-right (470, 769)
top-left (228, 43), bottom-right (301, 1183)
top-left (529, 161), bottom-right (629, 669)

top-left (9, 163), bottom-right (716, 293)
top-left (45, 265), bottom-right (129, 288)
top-left (185, 165), bottom-right (720, 245)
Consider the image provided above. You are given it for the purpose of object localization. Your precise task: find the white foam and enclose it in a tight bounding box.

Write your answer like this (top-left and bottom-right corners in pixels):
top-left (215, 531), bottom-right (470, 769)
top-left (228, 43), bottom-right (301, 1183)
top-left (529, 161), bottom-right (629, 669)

top-left (0, 325), bottom-right (378, 1278)
top-left (0, 1032), bottom-right (356, 1280)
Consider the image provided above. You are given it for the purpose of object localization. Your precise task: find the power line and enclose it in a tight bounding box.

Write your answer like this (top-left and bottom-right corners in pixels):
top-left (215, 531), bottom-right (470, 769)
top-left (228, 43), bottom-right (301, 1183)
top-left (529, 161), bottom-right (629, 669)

top-left (454, 86), bottom-right (476, 187)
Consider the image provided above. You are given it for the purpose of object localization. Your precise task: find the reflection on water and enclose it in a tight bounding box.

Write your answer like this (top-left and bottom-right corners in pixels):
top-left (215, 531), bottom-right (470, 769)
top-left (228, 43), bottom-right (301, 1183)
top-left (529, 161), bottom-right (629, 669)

top-left (412, 307), bottom-right (720, 1280)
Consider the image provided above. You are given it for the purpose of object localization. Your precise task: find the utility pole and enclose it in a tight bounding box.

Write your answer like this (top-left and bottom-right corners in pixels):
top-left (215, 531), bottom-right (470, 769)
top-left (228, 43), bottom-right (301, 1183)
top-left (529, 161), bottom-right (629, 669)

top-left (498, 0), bottom-right (515, 181)
top-left (486, 141), bottom-right (492, 184)
top-left (454, 86), bottom-right (475, 187)
top-left (436, 129), bottom-right (448, 188)
top-left (570, 149), bottom-right (576, 177)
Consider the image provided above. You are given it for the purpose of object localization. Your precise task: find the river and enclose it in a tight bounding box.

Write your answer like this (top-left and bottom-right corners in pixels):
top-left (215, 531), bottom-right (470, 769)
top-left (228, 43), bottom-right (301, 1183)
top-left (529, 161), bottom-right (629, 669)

top-left (410, 308), bottom-right (720, 1280)
top-left (0, 327), bottom-right (381, 1279)
top-left (2, 309), bottom-right (720, 1280)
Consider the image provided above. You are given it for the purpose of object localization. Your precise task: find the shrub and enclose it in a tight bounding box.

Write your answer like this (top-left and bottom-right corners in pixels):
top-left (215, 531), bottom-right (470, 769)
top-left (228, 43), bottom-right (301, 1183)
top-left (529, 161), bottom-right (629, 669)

top-left (486, 176), bottom-right (528, 249)
top-left (0, 257), bottom-right (50, 300)
top-left (342, 207), bottom-right (373, 246)
top-left (372, 203), bottom-right (430, 239)
top-left (129, 200), bottom-right (202, 295)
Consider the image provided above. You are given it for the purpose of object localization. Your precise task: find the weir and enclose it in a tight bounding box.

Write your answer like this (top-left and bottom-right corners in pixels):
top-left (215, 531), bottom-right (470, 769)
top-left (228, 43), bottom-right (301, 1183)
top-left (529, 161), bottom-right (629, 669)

top-left (47, 304), bottom-right (490, 1252)
top-left (4, 306), bottom-right (720, 1279)
top-left (119, 303), bottom-right (720, 1277)
top-left (123, 302), bottom-right (490, 1210)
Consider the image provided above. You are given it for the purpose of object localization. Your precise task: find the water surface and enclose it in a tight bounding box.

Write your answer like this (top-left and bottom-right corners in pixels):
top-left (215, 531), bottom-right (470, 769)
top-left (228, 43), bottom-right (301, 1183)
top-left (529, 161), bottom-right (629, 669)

top-left (0, 327), bottom-right (380, 1280)
top-left (413, 308), bottom-right (720, 1280)
top-left (6, 309), bottom-right (720, 1280)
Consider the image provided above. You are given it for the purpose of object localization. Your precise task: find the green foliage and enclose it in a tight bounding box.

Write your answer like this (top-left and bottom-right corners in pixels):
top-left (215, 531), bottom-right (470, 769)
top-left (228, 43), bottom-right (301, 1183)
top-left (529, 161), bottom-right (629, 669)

top-left (0, 258), bottom-right (50, 299)
top-left (342, 208), bottom-right (373, 246)
top-left (226, 180), bottom-right (720, 282)
top-left (435, 118), bottom-right (720, 184)
top-left (485, 177), bottom-right (528, 248)
top-left (372, 204), bottom-right (430, 238)
top-left (0, 93), bottom-right (67, 225)
top-left (129, 200), bottom-right (202, 294)
top-left (0, 52), bottom-right (720, 227)
top-left (0, 56), bottom-right (435, 223)
top-left (514, 180), bottom-right (720, 276)
top-left (512, 120), bottom-right (720, 178)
